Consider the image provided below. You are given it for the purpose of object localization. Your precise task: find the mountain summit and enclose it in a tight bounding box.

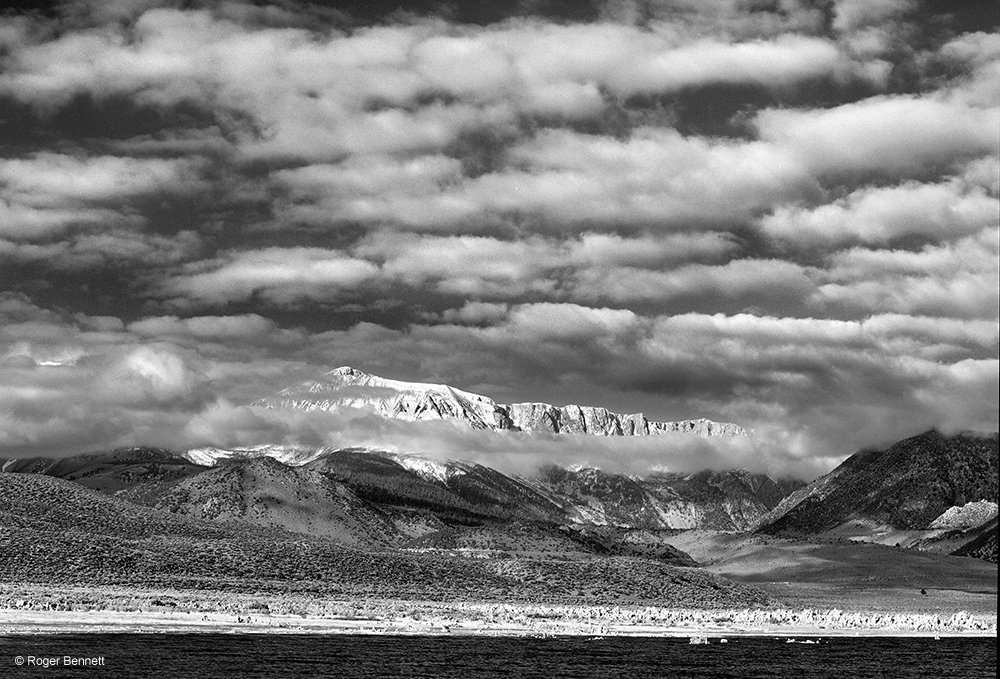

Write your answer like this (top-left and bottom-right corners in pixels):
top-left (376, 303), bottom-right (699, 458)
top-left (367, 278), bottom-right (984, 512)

top-left (257, 366), bottom-right (748, 438)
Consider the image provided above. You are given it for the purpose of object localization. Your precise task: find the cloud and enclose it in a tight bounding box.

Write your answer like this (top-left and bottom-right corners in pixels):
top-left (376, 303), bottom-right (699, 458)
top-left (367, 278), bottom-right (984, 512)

top-left (570, 258), bottom-right (816, 311)
top-left (0, 153), bottom-right (199, 208)
top-left (0, 12), bottom-right (876, 114)
top-left (163, 247), bottom-right (380, 305)
top-left (759, 167), bottom-right (998, 246)
top-left (0, 8), bottom-right (890, 182)
top-left (0, 153), bottom-right (204, 244)
top-left (276, 127), bottom-right (819, 230)
top-left (128, 313), bottom-right (282, 339)
top-left (832, 0), bottom-right (915, 34)
top-left (106, 345), bottom-right (199, 404)
top-left (0, 203), bottom-right (139, 241)
top-left (153, 231), bottom-right (741, 307)
top-left (755, 95), bottom-right (999, 177)
top-left (815, 231), bottom-right (1000, 319)
top-left (438, 302), bottom-right (510, 325)
top-left (0, 230), bottom-right (202, 270)
top-left (929, 31), bottom-right (1000, 108)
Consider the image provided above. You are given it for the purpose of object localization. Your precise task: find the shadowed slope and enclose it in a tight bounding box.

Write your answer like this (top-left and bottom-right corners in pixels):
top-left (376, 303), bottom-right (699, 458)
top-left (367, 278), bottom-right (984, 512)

top-left (760, 431), bottom-right (999, 535)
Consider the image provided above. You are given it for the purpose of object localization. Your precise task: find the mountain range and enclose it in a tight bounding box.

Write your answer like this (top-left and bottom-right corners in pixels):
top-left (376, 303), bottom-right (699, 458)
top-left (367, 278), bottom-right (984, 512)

top-left (1, 425), bottom-right (997, 623)
top-left (1, 446), bottom-right (802, 535)
top-left (6, 428), bottom-right (994, 565)
top-left (255, 366), bottom-right (749, 438)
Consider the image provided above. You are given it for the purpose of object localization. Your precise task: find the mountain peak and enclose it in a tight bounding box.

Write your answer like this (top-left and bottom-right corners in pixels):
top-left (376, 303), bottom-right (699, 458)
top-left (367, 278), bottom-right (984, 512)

top-left (260, 366), bottom-right (748, 440)
top-left (325, 366), bottom-right (368, 378)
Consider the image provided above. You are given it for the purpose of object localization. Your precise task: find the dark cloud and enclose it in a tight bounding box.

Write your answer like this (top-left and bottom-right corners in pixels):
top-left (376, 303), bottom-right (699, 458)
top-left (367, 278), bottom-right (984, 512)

top-left (0, 0), bottom-right (996, 476)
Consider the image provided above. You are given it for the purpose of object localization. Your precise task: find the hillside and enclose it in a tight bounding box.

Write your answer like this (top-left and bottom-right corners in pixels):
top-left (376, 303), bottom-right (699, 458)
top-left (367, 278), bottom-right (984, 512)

top-left (759, 430), bottom-right (999, 535)
top-left (0, 473), bottom-right (774, 608)
top-left (950, 518), bottom-right (999, 563)
top-left (151, 456), bottom-right (401, 547)
top-left (532, 466), bottom-right (803, 531)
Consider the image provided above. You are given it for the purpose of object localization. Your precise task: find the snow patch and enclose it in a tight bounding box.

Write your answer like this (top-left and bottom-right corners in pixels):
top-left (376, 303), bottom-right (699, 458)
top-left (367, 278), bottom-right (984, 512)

top-left (183, 444), bottom-right (324, 467)
top-left (392, 454), bottom-right (465, 485)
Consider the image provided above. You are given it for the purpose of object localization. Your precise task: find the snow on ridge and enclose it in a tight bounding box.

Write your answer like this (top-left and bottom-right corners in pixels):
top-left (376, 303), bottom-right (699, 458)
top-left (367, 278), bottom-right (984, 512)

top-left (182, 444), bottom-right (324, 467)
top-left (323, 366), bottom-right (496, 406)
top-left (391, 454), bottom-right (466, 485)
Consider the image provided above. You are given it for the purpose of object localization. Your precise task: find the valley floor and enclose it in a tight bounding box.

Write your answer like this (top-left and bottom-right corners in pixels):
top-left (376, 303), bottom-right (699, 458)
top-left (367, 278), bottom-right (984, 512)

top-left (0, 585), bottom-right (995, 638)
top-left (663, 530), bottom-right (998, 616)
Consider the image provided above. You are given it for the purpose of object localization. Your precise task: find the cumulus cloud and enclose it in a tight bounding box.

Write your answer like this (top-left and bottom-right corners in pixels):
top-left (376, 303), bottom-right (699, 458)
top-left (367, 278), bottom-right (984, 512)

top-left (0, 230), bottom-right (202, 270)
top-left (760, 167), bottom-right (998, 246)
top-left (0, 154), bottom-right (199, 208)
top-left (0, 154), bottom-right (201, 241)
top-left (163, 248), bottom-right (381, 305)
top-left (815, 232), bottom-right (1000, 319)
top-left (832, 0), bottom-right (915, 34)
top-left (274, 127), bottom-right (819, 230)
top-left (128, 313), bottom-right (281, 339)
top-left (755, 95), bottom-right (999, 177)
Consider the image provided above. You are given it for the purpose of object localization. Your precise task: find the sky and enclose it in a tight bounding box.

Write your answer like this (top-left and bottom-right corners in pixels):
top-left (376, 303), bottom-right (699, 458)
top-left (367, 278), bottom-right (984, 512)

top-left (0, 0), bottom-right (997, 478)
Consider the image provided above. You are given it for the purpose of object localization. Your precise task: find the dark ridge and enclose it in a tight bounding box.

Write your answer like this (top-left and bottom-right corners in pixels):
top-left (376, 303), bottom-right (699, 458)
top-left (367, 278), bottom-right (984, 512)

top-left (760, 430), bottom-right (999, 535)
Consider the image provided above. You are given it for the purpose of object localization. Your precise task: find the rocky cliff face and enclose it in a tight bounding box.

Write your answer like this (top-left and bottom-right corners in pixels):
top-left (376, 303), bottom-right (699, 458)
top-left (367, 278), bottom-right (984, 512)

top-left (259, 366), bottom-right (749, 438)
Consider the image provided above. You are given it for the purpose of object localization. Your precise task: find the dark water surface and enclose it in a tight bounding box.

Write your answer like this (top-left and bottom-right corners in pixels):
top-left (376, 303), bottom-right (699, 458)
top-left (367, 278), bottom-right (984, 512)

top-left (1, 634), bottom-right (995, 678)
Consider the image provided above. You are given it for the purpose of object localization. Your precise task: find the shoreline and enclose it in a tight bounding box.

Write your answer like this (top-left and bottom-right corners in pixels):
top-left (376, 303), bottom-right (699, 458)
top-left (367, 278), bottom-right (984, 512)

top-left (2, 607), bottom-right (995, 638)
top-left (2, 583), bottom-right (993, 638)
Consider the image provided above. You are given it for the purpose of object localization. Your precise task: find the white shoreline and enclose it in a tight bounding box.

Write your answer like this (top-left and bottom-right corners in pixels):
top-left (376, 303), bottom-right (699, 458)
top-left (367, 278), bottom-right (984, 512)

top-left (1, 607), bottom-right (995, 638)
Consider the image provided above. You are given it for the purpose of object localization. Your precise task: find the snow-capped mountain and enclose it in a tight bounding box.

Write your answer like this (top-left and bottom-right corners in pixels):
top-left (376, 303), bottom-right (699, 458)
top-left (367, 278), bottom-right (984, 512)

top-left (256, 366), bottom-right (749, 438)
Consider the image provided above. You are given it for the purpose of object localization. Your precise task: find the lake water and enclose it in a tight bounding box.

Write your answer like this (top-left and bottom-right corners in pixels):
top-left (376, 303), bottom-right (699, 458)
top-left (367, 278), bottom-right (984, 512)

top-left (1, 634), bottom-right (995, 678)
